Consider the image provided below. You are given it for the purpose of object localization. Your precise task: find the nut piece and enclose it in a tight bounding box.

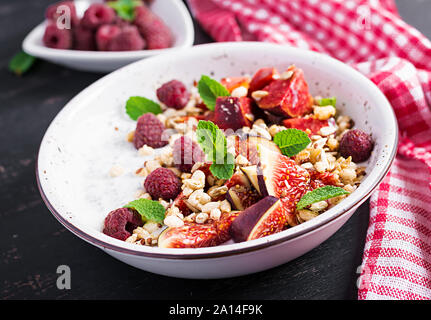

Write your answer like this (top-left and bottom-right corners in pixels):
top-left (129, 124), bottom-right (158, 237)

top-left (183, 170), bottom-right (206, 190)
top-left (210, 208), bottom-right (222, 221)
top-left (201, 201), bottom-right (220, 213)
top-left (164, 215), bottom-right (184, 228)
top-left (340, 168), bottom-right (357, 185)
top-left (145, 160), bottom-right (161, 174)
top-left (143, 221), bottom-right (159, 234)
top-left (309, 201), bottom-right (328, 212)
top-left (138, 145), bottom-right (154, 156)
top-left (314, 106), bottom-right (336, 120)
top-left (251, 90), bottom-right (269, 101)
top-left (280, 70), bottom-right (294, 80)
top-left (231, 86), bottom-right (248, 98)
top-left (195, 212), bottom-right (209, 224)
top-left (297, 209), bottom-right (319, 222)
top-left (109, 165), bottom-right (125, 177)
top-left (220, 200), bottom-right (231, 213)
top-left (126, 131), bottom-right (135, 142)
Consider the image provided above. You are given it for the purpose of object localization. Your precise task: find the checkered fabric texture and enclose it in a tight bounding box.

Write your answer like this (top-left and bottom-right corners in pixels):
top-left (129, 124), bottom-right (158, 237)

top-left (188, 0), bottom-right (431, 300)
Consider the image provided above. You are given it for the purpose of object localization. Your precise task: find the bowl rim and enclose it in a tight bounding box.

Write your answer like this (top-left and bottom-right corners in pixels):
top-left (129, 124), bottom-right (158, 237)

top-left (36, 42), bottom-right (398, 259)
top-left (22, 0), bottom-right (194, 60)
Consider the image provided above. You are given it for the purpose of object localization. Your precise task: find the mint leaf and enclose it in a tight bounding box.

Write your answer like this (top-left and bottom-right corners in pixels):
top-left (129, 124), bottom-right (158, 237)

top-left (9, 51), bottom-right (36, 76)
top-left (296, 186), bottom-right (349, 210)
top-left (196, 120), bottom-right (226, 161)
top-left (196, 120), bottom-right (234, 179)
top-left (210, 153), bottom-right (235, 179)
top-left (316, 97), bottom-right (336, 107)
top-left (126, 96), bottom-right (162, 120)
top-left (197, 75), bottom-right (230, 111)
top-left (273, 129), bottom-right (311, 157)
top-left (107, 0), bottom-right (140, 21)
top-left (124, 199), bottom-right (165, 223)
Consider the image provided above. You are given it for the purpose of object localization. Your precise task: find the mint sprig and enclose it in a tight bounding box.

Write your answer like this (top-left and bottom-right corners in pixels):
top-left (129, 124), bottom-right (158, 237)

top-left (126, 96), bottom-right (162, 120)
top-left (196, 120), bottom-right (235, 179)
top-left (107, 0), bottom-right (140, 21)
top-left (9, 51), bottom-right (36, 76)
top-left (316, 97), bottom-right (336, 107)
top-left (210, 153), bottom-right (235, 180)
top-left (273, 129), bottom-right (311, 157)
top-left (197, 75), bottom-right (230, 111)
top-left (296, 186), bottom-right (349, 210)
top-left (124, 198), bottom-right (165, 223)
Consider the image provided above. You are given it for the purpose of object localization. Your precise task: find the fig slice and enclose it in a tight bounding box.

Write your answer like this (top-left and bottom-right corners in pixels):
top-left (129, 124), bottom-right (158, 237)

top-left (229, 196), bottom-right (286, 242)
top-left (235, 136), bottom-right (281, 165)
top-left (225, 170), bottom-right (261, 210)
top-left (256, 66), bottom-right (313, 117)
top-left (257, 145), bottom-right (310, 199)
top-left (213, 96), bottom-right (254, 131)
top-left (240, 165), bottom-right (260, 193)
top-left (227, 187), bottom-right (261, 211)
top-left (158, 211), bottom-right (240, 248)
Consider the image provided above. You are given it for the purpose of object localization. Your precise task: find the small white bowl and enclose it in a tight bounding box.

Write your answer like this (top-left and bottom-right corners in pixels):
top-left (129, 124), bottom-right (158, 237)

top-left (23, 0), bottom-right (194, 72)
top-left (37, 42), bottom-right (398, 278)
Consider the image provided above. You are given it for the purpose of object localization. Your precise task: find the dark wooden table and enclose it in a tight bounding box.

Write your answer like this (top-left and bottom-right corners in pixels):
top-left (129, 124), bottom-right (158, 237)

top-left (1, 0), bottom-right (429, 300)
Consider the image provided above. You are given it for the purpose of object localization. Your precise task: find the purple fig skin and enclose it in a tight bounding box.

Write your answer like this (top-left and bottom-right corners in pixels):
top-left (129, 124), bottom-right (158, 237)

top-left (229, 196), bottom-right (278, 242)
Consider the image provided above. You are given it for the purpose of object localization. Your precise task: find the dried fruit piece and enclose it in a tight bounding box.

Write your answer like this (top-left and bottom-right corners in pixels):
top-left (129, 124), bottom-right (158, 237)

top-left (256, 66), bottom-right (313, 117)
top-left (339, 129), bottom-right (374, 162)
top-left (172, 136), bottom-right (205, 173)
top-left (158, 211), bottom-right (240, 248)
top-left (133, 113), bottom-right (168, 149)
top-left (220, 77), bottom-right (250, 93)
top-left (230, 196), bottom-right (285, 242)
top-left (134, 5), bottom-right (173, 49)
top-left (171, 192), bottom-right (193, 216)
top-left (282, 117), bottom-right (330, 136)
top-left (248, 67), bottom-right (279, 94)
top-left (213, 96), bottom-right (254, 131)
top-left (81, 3), bottom-right (116, 30)
top-left (103, 207), bottom-right (143, 241)
top-left (144, 167), bottom-right (181, 200)
top-left (156, 80), bottom-right (190, 109)
top-left (43, 22), bottom-right (73, 49)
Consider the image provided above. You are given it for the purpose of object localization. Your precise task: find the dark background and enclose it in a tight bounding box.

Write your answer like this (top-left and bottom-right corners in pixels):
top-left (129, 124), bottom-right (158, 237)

top-left (0, 0), bottom-right (428, 300)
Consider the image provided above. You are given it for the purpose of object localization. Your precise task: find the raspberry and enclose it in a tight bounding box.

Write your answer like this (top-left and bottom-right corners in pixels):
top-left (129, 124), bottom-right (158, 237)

top-left (43, 22), bottom-right (73, 49)
top-left (106, 25), bottom-right (146, 51)
top-left (133, 113), bottom-right (168, 149)
top-left (81, 3), bottom-right (115, 30)
top-left (103, 207), bottom-right (143, 241)
top-left (96, 24), bottom-right (121, 51)
top-left (172, 136), bottom-right (205, 172)
top-left (45, 1), bottom-right (79, 26)
top-left (144, 168), bottom-right (181, 200)
top-left (156, 80), bottom-right (190, 109)
top-left (134, 5), bottom-right (173, 49)
top-left (339, 129), bottom-right (374, 162)
top-left (73, 24), bottom-right (96, 51)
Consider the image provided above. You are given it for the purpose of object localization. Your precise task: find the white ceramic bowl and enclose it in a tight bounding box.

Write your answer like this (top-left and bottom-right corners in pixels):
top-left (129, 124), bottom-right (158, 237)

top-left (37, 42), bottom-right (398, 278)
top-left (23, 0), bottom-right (194, 72)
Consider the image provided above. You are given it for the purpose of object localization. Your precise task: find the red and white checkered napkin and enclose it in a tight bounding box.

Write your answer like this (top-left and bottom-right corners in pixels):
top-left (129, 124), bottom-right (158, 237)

top-left (188, 0), bottom-right (431, 299)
